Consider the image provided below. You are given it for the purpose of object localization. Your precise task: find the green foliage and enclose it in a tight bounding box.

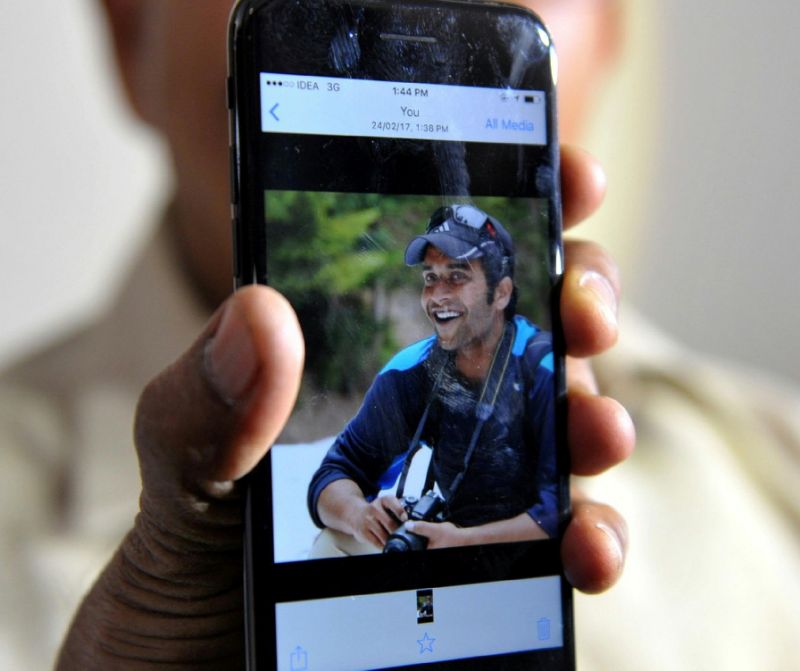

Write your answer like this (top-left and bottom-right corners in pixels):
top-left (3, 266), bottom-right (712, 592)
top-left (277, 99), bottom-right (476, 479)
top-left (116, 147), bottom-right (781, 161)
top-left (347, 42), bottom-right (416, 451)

top-left (265, 191), bottom-right (551, 394)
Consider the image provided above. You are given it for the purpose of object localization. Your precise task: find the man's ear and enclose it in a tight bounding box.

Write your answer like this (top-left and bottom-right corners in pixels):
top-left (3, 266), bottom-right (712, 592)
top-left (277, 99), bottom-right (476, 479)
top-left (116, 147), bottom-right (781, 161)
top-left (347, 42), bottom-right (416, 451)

top-left (493, 276), bottom-right (513, 312)
top-left (97, 0), bottom-right (159, 124)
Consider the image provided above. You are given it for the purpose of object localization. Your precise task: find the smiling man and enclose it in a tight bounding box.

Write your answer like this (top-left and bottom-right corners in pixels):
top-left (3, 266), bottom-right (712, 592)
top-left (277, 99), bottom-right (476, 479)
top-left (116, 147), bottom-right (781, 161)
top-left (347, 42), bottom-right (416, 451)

top-left (309, 204), bottom-right (558, 553)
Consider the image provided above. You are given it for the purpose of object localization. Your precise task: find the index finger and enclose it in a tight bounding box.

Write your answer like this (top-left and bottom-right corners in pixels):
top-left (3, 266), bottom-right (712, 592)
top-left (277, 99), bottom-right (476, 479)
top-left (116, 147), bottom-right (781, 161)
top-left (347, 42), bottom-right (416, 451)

top-left (561, 145), bottom-right (607, 230)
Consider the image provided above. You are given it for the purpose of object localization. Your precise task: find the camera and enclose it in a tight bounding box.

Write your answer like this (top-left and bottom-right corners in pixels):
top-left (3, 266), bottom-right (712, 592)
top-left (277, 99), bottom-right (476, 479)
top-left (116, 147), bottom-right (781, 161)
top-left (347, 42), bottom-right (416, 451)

top-left (383, 490), bottom-right (446, 553)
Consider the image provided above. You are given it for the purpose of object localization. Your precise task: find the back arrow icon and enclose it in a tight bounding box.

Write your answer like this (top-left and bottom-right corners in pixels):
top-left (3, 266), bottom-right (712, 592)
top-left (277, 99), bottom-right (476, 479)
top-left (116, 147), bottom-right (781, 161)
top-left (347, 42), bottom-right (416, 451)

top-left (269, 103), bottom-right (280, 122)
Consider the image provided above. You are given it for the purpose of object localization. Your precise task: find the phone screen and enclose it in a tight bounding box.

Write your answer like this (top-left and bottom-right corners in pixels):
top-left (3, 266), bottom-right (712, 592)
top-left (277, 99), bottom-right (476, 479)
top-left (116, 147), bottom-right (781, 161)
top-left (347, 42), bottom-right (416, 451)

top-left (230, 2), bottom-right (571, 669)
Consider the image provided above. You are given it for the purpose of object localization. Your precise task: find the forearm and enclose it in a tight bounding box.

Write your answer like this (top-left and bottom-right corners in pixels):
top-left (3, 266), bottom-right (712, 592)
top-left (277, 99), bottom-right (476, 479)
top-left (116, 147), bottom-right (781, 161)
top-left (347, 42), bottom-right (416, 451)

top-left (317, 478), bottom-right (369, 535)
top-left (461, 512), bottom-right (548, 545)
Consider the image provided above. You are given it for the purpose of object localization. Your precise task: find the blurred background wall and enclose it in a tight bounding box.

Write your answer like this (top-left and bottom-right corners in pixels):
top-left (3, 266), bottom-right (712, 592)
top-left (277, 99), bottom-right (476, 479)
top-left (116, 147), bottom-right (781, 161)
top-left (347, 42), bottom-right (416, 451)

top-left (0, 1), bottom-right (166, 367)
top-left (1, 1), bottom-right (798, 383)
top-left (628, 2), bottom-right (800, 382)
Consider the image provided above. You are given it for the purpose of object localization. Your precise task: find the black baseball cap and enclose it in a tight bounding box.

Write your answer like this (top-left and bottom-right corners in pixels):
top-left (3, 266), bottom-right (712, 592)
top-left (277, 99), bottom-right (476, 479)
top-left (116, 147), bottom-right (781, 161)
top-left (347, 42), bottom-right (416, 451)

top-left (404, 204), bottom-right (515, 266)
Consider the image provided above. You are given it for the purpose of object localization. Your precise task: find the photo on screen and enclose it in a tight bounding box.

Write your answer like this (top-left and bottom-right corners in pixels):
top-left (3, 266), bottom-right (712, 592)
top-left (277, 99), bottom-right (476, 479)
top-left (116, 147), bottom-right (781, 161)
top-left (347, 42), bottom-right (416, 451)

top-left (416, 589), bottom-right (435, 625)
top-left (266, 191), bottom-right (557, 564)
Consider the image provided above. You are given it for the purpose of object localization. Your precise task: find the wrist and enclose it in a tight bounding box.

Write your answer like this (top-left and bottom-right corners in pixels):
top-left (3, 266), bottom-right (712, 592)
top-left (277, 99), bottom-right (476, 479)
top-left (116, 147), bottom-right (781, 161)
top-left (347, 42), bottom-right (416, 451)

top-left (343, 497), bottom-right (371, 536)
top-left (458, 524), bottom-right (476, 545)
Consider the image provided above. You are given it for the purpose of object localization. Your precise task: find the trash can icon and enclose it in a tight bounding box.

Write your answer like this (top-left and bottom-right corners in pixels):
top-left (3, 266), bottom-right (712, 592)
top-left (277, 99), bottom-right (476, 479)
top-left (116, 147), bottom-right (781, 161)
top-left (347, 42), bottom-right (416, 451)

top-left (537, 617), bottom-right (551, 641)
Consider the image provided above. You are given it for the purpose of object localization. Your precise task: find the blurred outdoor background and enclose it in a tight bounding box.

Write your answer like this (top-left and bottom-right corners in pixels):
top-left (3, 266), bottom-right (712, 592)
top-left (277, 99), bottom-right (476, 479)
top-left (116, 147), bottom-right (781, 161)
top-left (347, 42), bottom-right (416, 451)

top-left (1, 0), bottom-right (799, 384)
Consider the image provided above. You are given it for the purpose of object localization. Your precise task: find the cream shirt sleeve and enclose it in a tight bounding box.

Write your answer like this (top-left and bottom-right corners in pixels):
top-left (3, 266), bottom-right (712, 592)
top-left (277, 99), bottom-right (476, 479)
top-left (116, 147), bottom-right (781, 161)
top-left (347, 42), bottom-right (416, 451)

top-left (0, 381), bottom-right (140, 669)
top-left (576, 309), bottom-right (800, 671)
top-left (0, 225), bottom-right (208, 669)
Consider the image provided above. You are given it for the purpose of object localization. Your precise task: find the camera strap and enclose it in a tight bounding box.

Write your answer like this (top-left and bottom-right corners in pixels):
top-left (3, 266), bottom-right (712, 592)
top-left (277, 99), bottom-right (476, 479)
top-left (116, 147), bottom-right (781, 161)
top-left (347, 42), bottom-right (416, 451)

top-left (441, 319), bottom-right (515, 505)
top-left (395, 320), bottom-right (516, 506)
top-left (395, 352), bottom-right (448, 500)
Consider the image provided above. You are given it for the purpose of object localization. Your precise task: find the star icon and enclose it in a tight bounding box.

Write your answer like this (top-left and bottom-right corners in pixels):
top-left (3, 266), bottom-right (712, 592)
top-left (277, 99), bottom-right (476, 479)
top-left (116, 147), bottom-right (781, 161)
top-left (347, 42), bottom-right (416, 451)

top-left (417, 631), bottom-right (436, 654)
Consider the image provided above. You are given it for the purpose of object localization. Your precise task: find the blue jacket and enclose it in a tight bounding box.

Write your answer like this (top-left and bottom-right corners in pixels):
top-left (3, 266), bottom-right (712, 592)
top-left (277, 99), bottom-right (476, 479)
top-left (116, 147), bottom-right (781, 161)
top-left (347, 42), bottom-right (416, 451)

top-left (308, 315), bottom-right (559, 536)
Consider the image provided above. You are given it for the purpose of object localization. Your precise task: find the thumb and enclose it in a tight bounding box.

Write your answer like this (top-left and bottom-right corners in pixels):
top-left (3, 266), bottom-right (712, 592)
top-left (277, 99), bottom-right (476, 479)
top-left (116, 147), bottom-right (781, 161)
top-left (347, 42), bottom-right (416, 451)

top-left (134, 285), bottom-right (304, 527)
top-left (55, 286), bottom-right (304, 669)
top-left (405, 520), bottom-right (433, 537)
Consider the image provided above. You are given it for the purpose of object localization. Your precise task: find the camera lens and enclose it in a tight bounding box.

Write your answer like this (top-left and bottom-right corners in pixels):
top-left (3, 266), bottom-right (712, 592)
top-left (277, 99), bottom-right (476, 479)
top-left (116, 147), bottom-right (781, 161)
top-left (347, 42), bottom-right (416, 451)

top-left (383, 536), bottom-right (414, 552)
top-left (383, 523), bottom-right (429, 553)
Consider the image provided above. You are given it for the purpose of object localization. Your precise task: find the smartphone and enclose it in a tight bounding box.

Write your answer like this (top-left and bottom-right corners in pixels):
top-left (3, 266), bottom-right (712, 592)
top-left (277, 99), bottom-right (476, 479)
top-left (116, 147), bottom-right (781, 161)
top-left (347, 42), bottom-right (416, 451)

top-left (228, 1), bottom-right (571, 669)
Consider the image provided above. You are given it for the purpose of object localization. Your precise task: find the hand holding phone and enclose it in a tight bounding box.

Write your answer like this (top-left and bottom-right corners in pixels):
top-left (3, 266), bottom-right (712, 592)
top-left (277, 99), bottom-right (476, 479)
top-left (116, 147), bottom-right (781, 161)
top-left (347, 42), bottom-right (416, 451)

top-left (55, 148), bottom-right (628, 671)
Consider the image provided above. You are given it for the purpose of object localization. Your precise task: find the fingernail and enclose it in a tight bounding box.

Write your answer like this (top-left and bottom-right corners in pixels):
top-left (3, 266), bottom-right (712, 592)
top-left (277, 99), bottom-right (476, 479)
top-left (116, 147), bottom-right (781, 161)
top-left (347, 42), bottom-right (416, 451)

top-left (579, 270), bottom-right (618, 328)
top-left (595, 522), bottom-right (625, 571)
top-left (204, 302), bottom-right (259, 404)
top-left (405, 521), bottom-right (416, 531)
top-left (201, 479), bottom-right (236, 499)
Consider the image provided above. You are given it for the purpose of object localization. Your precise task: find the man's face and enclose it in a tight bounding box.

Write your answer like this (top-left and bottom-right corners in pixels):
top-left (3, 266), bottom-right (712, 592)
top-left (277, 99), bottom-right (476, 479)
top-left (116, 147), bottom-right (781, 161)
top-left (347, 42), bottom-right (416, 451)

top-left (420, 246), bottom-right (503, 352)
